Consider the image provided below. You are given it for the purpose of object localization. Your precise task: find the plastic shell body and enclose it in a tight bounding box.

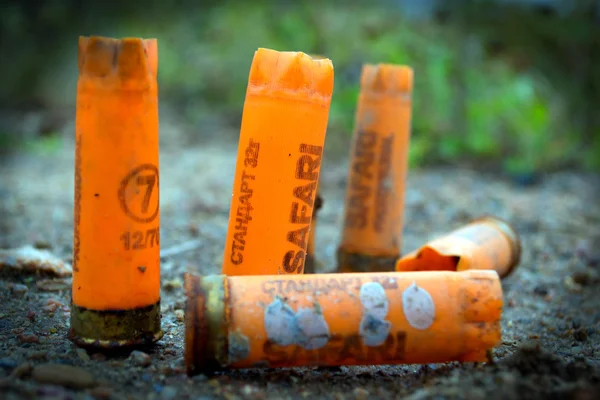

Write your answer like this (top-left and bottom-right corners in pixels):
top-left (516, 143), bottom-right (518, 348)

top-left (184, 269), bottom-right (503, 374)
top-left (69, 36), bottom-right (162, 348)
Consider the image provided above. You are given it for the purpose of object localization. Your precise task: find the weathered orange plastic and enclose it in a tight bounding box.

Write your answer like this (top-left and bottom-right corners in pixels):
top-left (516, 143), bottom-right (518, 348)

top-left (73, 36), bottom-right (160, 311)
top-left (221, 48), bottom-right (334, 276)
top-left (338, 64), bottom-right (413, 272)
top-left (184, 269), bottom-right (503, 373)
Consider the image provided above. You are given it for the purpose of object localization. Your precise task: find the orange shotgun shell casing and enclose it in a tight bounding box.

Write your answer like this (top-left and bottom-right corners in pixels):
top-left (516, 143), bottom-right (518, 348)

top-left (183, 269), bottom-right (503, 374)
top-left (396, 216), bottom-right (522, 278)
top-left (304, 192), bottom-right (323, 274)
top-left (337, 64), bottom-right (413, 273)
top-left (69, 36), bottom-right (163, 348)
top-left (221, 48), bottom-right (334, 276)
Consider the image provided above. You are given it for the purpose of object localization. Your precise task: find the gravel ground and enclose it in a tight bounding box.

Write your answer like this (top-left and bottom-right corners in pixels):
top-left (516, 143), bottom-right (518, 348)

top-left (1, 140), bottom-right (599, 400)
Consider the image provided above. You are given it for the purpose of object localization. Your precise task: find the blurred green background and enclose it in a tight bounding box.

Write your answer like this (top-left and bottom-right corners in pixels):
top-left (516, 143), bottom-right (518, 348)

top-left (0, 0), bottom-right (598, 176)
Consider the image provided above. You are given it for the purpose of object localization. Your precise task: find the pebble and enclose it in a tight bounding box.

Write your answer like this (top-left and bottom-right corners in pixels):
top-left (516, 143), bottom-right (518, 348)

top-left (36, 279), bottom-right (70, 292)
top-left (11, 283), bottom-right (28, 295)
top-left (574, 328), bottom-right (588, 342)
top-left (571, 271), bottom-right (592, 286)
top-left (26, 311), bottom-right (36, 321)
top-left (353, 388), bottom-right (370, 400)
top-left (174, 309), bottom-right (184, 322)
top-left (520, 339), bottom-right (541, 353)
top-left (533, 285), bottom-right (548, 296)
top-left (571, 346), bottom-right (583, 355)
top-left (10, 362), bottom-right (32, 378)
top-left (32, 363), bottom-right (95, 389)
top-left (33, 240), bottom-right (53, 250)
top-left (90, 386), bottom-right (113, 399)
top-left (161, 386), bottom-right (178, 399)
top-left (27, 351), bottom-right (48, 360)
top-left (0, 357), bottom-right (17, 371)
top-left (163, 279), bottom-right (183, 291)
top-left (76, 348), bottom-right (91, 362)
top-left (241, 385), bottom-right (254, 396)
top-left (18, 333), bottom-right (40, 343)
top-left (0, 245), bottom-right (72, 277)
top-left (37, 384), bottom-right (66, 397)
top-left (128, 350), bottom-right (151, 367)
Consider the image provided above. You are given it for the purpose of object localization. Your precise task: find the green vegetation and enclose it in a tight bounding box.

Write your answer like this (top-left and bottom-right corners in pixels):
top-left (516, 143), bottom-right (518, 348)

top-left (1, 0), bottom-right (598, 173)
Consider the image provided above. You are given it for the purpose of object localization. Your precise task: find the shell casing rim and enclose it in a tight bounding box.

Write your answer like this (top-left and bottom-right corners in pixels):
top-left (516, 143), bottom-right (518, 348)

top-left (68, 300), bottom-right (163, 349)
top-left (471, 215), bottom-right (522, 278)
top-left (184, 273), bottom-right (228, 374)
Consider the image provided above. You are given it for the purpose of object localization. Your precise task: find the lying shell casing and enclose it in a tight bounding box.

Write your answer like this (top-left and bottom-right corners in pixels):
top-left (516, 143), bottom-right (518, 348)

top-left (184, 269), bottom-right (503, 375)
top-left (395, 216), bottom-right (521, 278)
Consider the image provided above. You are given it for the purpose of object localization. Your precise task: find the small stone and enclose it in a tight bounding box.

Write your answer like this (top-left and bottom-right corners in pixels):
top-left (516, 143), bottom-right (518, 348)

top-left (571, 271), bottom-right (591, 286)
top-left (11, 283), bottom-right (28, 295)
top-left (520, 340), bottom-right (541, 353)
top-left (32, 363), bottom-right (95, 389)
top-left (241, 385), bottom-right (254, 396)
top-left (174, 309), bottom-right (184, 322)
top-left (174, 301), bottom-right (185, 310)
top-left (36, 384), bottom-right (66, 397)
top-left (188, 224), bottom-right (200, 237)
top-left (163, 279), bottom-right (183, 291)
top-left (27, 351), bottom-right (48, 361)
top-left (0, 358), bottom-right (17, 371)
top-left (90, 386), bottom-right (113, 399)
top-left (33, 240), bottom-right (53, 250)
top-left (564, 276), bottom-right (582, 292)
top-left (76, 348), bottom-right (90, 362)
top-left (574, 328), bottom-right (588, 342)
top-left (128, 350), bottom-right (151, 367)
top-left (10, 362), bottom-right (32, 378)
top-left (161, 386), bottom-right (178, 400)
top-left (18, 333), bottom-right (40, 343)
top-left (533, 285), bottom-right (548, 296)
top-left (49, 327), bottom-right (57, 334)
top-left (571, 346), bottom-right (583, 355)
top-left (26, 311), bottom-right (36, 321)
top-left (353, 388), bottom-right (369, 400)
top-left (43, 298), bottom-right (64, 314)
top-left (36, 279), bottom-right (70, 292)
top-left (0, 246), bottom-right (72, 277)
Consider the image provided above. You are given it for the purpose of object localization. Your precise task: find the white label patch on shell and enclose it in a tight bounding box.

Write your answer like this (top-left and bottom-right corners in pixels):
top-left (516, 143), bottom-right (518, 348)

top-left (402, 282), bottom-right (435, 330)
top-left (264, 297), bottom-right (330, 349)
top-left (294, 308), bottom-right (330, 350)
top-left (360, 282), bottom-right (389, 319)
top-left (264, 297), bottom-right (298, 346)
top-left (359, 282), bottom-right (391, 347)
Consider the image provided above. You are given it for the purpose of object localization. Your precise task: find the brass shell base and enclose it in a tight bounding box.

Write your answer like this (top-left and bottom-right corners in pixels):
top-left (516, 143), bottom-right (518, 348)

top-left (68, 301), bottom-right (163, 349)
top-left (336, 248), bottom-right (399, 273)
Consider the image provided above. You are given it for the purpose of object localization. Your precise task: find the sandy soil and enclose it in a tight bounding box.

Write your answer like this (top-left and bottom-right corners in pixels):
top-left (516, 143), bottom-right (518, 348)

top-left (1, 141), bottom-right (599, 400)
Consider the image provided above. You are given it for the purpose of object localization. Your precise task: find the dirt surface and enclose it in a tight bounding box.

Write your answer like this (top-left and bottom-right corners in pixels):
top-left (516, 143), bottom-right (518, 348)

top-left (1, 141), bottom-right (600, 400)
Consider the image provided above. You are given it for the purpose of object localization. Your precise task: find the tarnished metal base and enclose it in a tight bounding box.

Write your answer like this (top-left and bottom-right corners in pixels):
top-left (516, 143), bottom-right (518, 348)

top-left (68, 301), bottom-right (163, 349)
top-left (336, 248), bottom-right (399, 273)
top-left (184, 274), bottom-right (228, 375)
